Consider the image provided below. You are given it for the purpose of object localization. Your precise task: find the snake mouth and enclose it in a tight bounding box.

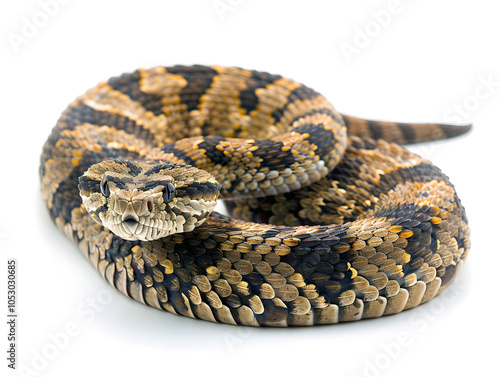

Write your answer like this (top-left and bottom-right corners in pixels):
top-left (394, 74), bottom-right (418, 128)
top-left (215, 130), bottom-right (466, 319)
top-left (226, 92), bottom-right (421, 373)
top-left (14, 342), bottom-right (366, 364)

top-left (103, 196), bottom-right (217, 241)
top-left (122, 216), bottom-right (140, 232)
top-left (107, 216), bottom-right (174, 241)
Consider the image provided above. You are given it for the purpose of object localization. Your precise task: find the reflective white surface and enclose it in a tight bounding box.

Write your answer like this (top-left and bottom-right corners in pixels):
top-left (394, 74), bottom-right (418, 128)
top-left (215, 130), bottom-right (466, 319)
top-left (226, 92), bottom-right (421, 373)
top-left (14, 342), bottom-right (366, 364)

top-left (1, 1), bottom-right (498, 376)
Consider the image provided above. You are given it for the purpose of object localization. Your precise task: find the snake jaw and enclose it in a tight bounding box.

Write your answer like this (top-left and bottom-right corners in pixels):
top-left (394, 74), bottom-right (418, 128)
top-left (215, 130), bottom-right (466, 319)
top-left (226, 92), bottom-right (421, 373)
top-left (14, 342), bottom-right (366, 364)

top-left (102, 192), bottom-right (218, 241)
top-left (78, 159), bottom-right (220, 241)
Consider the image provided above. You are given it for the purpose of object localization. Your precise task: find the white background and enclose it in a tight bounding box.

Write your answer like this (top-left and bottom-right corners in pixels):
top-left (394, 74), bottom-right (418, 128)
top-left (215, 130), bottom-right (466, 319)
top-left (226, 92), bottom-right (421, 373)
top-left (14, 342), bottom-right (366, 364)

top-left (1, 1), bottom-right (499, 376)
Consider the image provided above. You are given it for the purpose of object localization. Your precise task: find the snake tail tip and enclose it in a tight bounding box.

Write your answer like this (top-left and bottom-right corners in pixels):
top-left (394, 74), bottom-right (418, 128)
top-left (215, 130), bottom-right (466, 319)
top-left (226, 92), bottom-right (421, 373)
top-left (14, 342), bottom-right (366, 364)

top-left (439, 122), bottom-right (473, 139)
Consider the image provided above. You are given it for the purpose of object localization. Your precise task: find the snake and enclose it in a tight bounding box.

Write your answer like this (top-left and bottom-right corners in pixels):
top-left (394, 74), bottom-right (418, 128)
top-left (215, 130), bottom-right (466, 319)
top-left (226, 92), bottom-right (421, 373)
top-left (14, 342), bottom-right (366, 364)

top-left (40, 65), bottom-right (471, 326)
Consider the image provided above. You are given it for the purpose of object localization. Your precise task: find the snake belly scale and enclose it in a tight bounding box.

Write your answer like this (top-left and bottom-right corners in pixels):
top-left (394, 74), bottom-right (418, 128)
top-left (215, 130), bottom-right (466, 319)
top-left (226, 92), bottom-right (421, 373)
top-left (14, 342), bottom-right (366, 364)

top-left (40, 65), bottom-right (470, 326)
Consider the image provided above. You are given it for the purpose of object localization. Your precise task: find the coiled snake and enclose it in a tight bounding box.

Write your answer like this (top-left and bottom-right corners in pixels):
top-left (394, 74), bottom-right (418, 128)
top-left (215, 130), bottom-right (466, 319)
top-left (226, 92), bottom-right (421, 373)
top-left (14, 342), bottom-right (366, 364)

top-left (40, 65), bottom-right (470, 326)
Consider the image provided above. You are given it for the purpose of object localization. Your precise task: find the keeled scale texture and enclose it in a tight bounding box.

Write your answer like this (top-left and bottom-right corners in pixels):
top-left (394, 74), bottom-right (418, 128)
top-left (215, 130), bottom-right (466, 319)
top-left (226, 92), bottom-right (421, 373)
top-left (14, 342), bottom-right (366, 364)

top-left (40, 65), bottom-right (470, 326)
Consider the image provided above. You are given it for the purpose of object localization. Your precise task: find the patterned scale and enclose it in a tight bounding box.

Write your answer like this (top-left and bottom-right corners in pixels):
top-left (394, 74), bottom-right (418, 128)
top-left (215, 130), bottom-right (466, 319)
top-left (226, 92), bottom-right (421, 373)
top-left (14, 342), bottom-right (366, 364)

top-left (40, 65), bottom-right (470, 326)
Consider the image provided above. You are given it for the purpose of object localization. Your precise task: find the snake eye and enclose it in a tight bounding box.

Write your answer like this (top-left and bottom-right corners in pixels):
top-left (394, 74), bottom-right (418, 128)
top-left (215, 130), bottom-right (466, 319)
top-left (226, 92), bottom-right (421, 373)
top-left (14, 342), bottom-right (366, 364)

top-left (100, 179), bottom-right (110, 197)
top-left (163, 182), bottom-right (175, 203)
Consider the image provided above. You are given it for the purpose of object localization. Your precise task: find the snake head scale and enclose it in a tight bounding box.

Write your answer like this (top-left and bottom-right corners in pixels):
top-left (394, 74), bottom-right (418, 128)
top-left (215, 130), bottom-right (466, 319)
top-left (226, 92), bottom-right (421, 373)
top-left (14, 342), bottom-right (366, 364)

top-left (78, 160), bottom-right (220, 241)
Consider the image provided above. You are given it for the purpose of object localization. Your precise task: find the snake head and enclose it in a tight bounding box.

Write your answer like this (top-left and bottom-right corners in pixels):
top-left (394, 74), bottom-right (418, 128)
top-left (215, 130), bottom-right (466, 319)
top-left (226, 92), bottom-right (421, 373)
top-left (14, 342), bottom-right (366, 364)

top-left (78, 160), bottom-right (220, 241)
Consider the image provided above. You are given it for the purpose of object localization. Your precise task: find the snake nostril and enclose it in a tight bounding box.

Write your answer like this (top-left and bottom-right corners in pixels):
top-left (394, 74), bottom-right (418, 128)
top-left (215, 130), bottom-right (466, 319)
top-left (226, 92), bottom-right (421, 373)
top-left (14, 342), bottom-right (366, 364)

top-left (123, 215), bottom-right (138, 225)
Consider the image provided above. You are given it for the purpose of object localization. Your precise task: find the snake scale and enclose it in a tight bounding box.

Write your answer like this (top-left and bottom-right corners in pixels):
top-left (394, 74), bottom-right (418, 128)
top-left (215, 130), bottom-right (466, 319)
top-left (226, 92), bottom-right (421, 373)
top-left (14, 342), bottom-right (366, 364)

top-left (40, 65), bottom-right (471, 326)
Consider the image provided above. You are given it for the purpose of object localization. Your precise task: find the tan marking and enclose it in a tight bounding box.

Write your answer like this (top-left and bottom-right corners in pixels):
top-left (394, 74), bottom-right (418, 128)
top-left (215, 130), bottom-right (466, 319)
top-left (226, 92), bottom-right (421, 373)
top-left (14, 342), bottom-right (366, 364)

top-left (341, 115), bottom-right (371, 138)
top-left (413, 124), bottom-right (446, 142)
top-left (188, 66), bottom-right (253, 138)
top-left (78, 83), bottom-right (168, 145)
top-left (249, 77), bottom-right (309, 138)
top-left (139, 67), bottom-right (188, 94)
top-left (380, 122), bottom-right (404, 143)
top-left (136, 67), bottom-right (197, 142)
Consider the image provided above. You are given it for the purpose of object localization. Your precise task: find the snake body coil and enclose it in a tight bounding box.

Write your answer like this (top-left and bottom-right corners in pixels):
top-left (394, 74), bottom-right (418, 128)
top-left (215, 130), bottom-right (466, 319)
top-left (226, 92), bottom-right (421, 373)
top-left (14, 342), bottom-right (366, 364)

top-left (40, 65), bottom-right (470, 326)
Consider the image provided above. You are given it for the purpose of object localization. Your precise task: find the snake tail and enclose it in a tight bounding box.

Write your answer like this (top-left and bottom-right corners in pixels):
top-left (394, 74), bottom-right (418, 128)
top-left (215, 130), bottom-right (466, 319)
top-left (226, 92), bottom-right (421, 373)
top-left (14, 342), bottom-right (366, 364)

top-left (341, 114), bottom-right (472, 145)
